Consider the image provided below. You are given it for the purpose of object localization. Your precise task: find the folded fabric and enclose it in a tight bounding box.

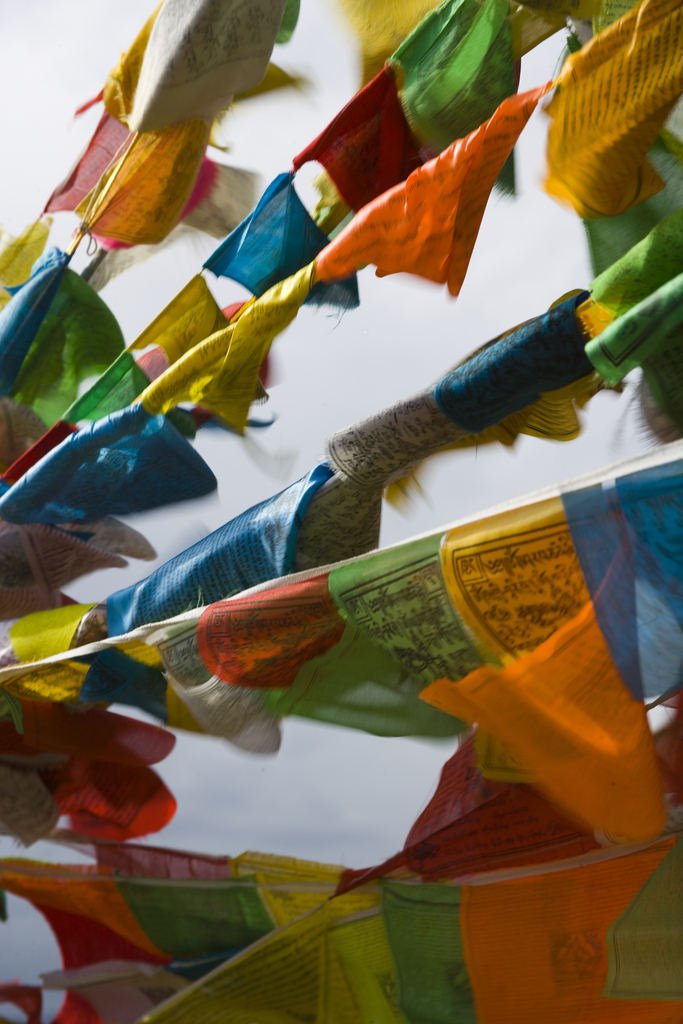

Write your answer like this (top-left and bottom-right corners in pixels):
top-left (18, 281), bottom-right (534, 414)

top-left (41, 756), bottom-right (177, 841)
top-left (545, 0), bottom-right (683, 218)
top-left (2, 420), bottom-right (78, 483)
top-left (10, 267), bottom-right (125, 426)
top-left (167, 674), bottom-right (282, 754)
top-left (316, 85), bottom-right (550, 296)
top-left (9, 603), bottom-right (95, 664)
top-left (106, 464), bottom-right (332, 635)
top-left (140, 261), bottom-right (316, 432)
top-left (562, 453), bottom-right (683, 702)
top-left (77, 119), bottom-right (211, 246)
top-left (434, 292), bottom-right (592, 431)
top-left (0, 219), bottom-right (51, 287)
top-left (0, 764), bottom-right (60, 846)
top-left (583, 137), bottom-right (683, 276)
top-left (0, 404), bottom-right (217, 525)
top-left (590, 180), bottom-right (683, 317)
top-left (0, 247), bottom-right (70, 395)
top-left (44, 112), bottom-right (131, 214)
top-left (390, 0), bottom-right (515, 152)
top-left (0, 397), bottom-right (48, 470)
top-left (292, 67), bottom-right (422, 212)
top-left (1, 702), bottom-right (175, 765)
top-left (127, 0), bottom-right (288, 131)
top-left (204, 173), bottom-right (359, 309)
top-left (585, 271), bottom-right (683, 384)
top-left (422, 601), bottom-right (667, 842)
top-left (79, 647), bottom-right (169, 720)
top-left (264, 617), bottom-right (466, 738)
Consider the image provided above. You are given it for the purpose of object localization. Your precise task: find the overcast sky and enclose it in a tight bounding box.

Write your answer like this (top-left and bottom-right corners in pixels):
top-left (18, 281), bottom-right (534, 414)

top-left (0, 0), bottom-right (650, 1010)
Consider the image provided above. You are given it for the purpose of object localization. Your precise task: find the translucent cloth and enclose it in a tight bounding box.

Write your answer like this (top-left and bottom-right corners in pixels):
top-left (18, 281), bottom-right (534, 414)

top-left (338, 737), bottom-right (596, 893)
top-left (77, 120), bottom-right (211, 246)
top-left (0, 219), bottom-right (51, 287)
top-left (106, 464), bottom-right (332, 635)
top-left (62, 352), bottom-right (151, 424)
top-left (390, 0), bottom-right (515, 153)
top-left (0, 404), bottom-right (217, 525)
top-left (44, 113), bottom-right (131, 214)
top-left (127, 275), bottom-right (227, 365)
top-left (10, 268), bottom-right (125, 427)
top-left (562, 454), bottom-right (683, 701)
top-left (434, 292), bottom-right (592, 431)
top-left (0, 248), bottom-right (70, 395)
top-left (422, 601), bottom-right (667, 842)
top-left (332, 0), bottom-right (444, 84)
top-left (316, 85), bottom-right (550, 297)
top-left (140, 261), bottom-right (316, 432)
top-left (204, 173), bottom-right (359, 309)
top-left (292, 67), bottom-right (422, 212)
top-left (545, 0), bottom-right (683, 219)
top-left (264, 617), bottom-right (463, 737)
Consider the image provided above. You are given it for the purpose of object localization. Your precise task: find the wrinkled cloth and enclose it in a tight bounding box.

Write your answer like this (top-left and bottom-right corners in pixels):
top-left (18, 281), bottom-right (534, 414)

top-left (434, 292), bottom-right (592, 431)
top-left (292, 67), bottom-right (422, 212)
top-left (0, 248), bottom-right (70, 395)
top-left (127, 0), bottom-right (288, 131)
top-left (77, 120), bottom-right (211, 246)
top-left (422, 601), bottom-right (667, 843)
top-left (106, 464), bottom-right (332, 635)
top-left (140, 262), bottom-right (316, 432)
top-left (0, 404), bottom-right (217, 525)
top-left (204, 173), bottom-right (359, 309)
top-left (545, 0), bottom-right (683, 219)
top-left (44, 113), bottom-right (131, 214)
top-left (390, 0), bottom-right (516, 152)
top-left (316, 85), bottom-right (550, 296)
top-left (0, 219), bottom-right (51, 287)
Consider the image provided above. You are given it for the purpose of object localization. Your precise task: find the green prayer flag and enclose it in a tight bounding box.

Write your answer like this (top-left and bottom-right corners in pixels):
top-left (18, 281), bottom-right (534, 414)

top-left (390, 0), bottom-right (514, 153)
top-left (585, 271), bottom-right (683, 384)
top-left (265, 620), bottom-right (463, 738)
top-left (64, 351), bottom-right (150, 423)
top-left (381, 880), bottom-right (477, 1024)
top-left (11, 268), bottom-right (124, 426)
top-left (116, 875), bottom-right (274, 958)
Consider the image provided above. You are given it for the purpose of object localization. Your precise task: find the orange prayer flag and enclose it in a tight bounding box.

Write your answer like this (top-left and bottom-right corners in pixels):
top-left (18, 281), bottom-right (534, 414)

top-left (316, 84), bottom-right (551, 297)
top-left (421, 602), bottom-right (666, 843)
top-left (461, 840), bottom-right (679, 1024)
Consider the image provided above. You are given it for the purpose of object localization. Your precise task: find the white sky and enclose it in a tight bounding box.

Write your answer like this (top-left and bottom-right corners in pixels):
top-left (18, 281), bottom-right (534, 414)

top-left (0, 0), bottom-right (649, 1008)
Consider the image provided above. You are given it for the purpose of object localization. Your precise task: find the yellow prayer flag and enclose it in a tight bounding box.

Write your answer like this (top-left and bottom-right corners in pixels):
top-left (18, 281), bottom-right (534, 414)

top-left (10, 604), bottom-right (96, 664)
top-left (0, 219), bottom-right (51, 288)
top-left (140, 262), bottom-right (315, 432)
top-left (127, 275), bottom-right (227, 365)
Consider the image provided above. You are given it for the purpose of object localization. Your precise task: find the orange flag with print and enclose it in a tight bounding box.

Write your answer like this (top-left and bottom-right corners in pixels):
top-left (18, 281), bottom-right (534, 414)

top-left (316, 84), bottom-right (551, 297)
top-left (422, 602), bottom-right (666, 843)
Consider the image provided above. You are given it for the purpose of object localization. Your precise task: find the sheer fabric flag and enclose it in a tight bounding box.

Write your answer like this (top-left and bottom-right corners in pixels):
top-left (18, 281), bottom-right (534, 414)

top-left (77, 120), bottom-right (210, 246)
top-left (316, 85), bottom-right (550, 296)
top-left (545, 0), bottom-right (683, 219)
top-left (292, 67), bottom-right (422, 213)
top-left (0, 404), bottom-right (217, 525)
top-left (204, 173), bottom-right (359, 309)
top-left (127, 0), bottom-right (288, 131)
top-left (44, 114), bottom-right (131, 214)
top-left (332, 0), bottom-right (443, 84)
top-left (106, 464), bottom-right (332, 635)
top-left (0, 220), bottom-right (51, 287)
top-left (422, 601), bottom-right (667, 842)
